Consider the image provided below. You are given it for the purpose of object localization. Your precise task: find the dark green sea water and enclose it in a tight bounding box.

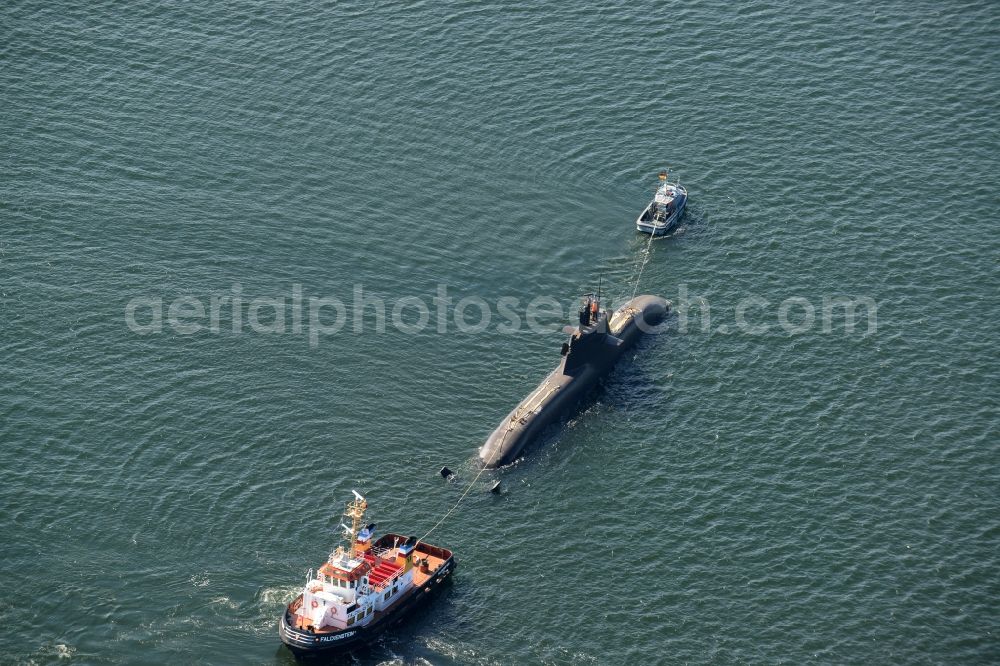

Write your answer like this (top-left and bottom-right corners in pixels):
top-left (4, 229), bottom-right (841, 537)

top-left (2, 1), bottom-right (999, 663)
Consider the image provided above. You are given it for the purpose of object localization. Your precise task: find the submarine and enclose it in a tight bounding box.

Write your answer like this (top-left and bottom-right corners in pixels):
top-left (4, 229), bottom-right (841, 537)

top-left (478, 292), bottom-right (668, 468)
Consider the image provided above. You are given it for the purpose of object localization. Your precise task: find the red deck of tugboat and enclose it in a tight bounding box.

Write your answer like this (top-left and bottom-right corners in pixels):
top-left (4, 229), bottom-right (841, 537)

top-left (363, 552), bottom-right (402, 587)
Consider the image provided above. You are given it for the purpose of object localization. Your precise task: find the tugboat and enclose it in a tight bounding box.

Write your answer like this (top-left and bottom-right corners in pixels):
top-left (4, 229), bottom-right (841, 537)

top-left (479, 291), bottom-right (668, 468)
top-left (636, 170), bottom-right (687, 236)
top-left (278, 491), bottom-right (455, 656)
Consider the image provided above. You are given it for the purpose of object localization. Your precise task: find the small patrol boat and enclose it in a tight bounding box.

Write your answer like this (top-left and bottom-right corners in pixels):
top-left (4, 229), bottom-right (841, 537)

top-left (278, 491), bottom-right (455, 656)
top-left (636, 170), bottom-right (687, 236)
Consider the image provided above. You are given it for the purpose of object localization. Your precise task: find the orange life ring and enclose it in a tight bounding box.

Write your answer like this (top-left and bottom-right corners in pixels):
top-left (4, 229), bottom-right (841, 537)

top-left (330, 606), bottom-right (337, 615)
top-left (311, 600), bottom-right (319, 609)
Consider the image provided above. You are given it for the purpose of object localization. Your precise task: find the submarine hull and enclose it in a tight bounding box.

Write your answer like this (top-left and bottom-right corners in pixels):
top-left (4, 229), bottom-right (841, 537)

top-left (479, 294), bottom-right (667, 468)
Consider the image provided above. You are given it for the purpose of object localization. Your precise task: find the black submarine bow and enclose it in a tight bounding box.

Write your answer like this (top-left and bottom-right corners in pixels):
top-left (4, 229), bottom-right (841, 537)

top-left (478, 292), bottom-right (668, 468)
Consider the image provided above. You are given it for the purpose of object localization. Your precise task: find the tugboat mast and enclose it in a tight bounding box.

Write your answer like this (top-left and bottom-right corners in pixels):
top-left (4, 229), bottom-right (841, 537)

top-left (344, 491), bottom-right (367, 557)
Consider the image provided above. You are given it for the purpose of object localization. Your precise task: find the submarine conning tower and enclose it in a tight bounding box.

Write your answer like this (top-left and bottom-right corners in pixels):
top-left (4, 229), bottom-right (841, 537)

top-left (563, 293), bottom-right (621, 374)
